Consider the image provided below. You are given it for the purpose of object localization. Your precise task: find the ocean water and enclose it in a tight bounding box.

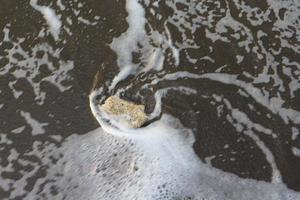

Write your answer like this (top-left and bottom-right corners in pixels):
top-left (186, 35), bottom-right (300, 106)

top-left (0, 0), bottom-right (300, 199)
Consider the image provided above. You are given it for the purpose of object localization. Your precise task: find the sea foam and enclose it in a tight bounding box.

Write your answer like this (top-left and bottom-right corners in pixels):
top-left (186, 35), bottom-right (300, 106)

top-left (30, 0), bottom-right (62, 41)
top-left (52, 90), bottom-right (298, 200)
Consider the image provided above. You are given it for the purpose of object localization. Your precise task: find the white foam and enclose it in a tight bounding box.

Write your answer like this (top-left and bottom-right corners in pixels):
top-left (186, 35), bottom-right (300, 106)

top-left (109, 0), bottom-right (183, 87)
top-left (88, 0), bottom-right (300, 198)
top-left (108, 65), bottom-right (135, 92)
top-left (292, 147), bottom-right (300, 157)
top-left (8, 80), bottom-right (23, 99)
top-left (142, 48), bottom-right (165, 72)
top-left (291, 127), bottom-right (299, 141)
top-left (11, 126), bottom-right (26, 134)
top-left (231, 109), bottom-right (282, 183)
top-left (0, 25), bottom-right (74, 105)
top-left (164, 23), bottom-right (180, 66)
top-left (30, 0), bottom-right (62, 41)
top-left (212, 94), bottom-right (282, 183)
top-left (147, 71), bottom-right (300, 125)
top-left (84, 90), bottom-right (300, 199)
top-left (2, 95), bottom-right (299, 199)
top-left (0, 134), bottom-right (12, 145)
top-left (77, 16), bottom-right (98, 25)
top-left (236, 55), bottom-right (244, 64)
top-left (231, 108), bottom-right (275, 138)
top-left (148, 87), bottom-right (197, 120)
top-left (110, 0), bottom-right (146, 69)
top-left (20, 111), bottom-right (48, 135)
top-left (56, 0), bottom-right (66, 10)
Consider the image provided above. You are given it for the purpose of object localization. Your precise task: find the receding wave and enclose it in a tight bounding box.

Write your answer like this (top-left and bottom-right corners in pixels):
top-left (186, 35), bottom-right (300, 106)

top-left (0, 0), bottom-right (300, 199)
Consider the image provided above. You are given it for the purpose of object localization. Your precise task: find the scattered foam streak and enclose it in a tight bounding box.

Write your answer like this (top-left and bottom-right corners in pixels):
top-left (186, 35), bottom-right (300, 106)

top-left (110, 0), bottom-right (146, 69)
top-left (230, 109), bottom-right (282, 183)
top-left (20, 111), bottom-right (48, 135)
top-left (30, 0), bottom-right (62, 40)
top-left (0, 25), bottom-right (74, 105)
top-left (148, 87), bottom-right (197, 120)
top-left (56, 0), bottom-right (66, 10)
top-left (109, 65), bottom-right (135, 92)
top-left (148, 71), bottom-right (300, 125)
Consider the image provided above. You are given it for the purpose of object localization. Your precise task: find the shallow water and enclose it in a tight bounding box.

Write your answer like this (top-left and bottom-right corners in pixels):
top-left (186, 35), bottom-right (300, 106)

top-left (0, 0), bottom-right (300, 199)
